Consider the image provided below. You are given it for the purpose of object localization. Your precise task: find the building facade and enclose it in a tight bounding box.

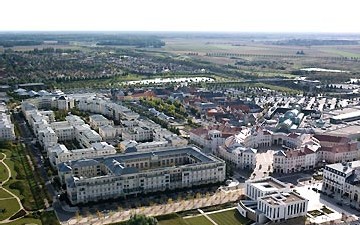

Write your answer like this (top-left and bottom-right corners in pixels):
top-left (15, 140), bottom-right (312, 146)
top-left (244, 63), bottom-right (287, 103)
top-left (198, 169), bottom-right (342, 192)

top-left (0, 108), bottom-right (15, 141)
top-left (58, 146), bottom-right (226, 204)
top-left (238, 177), bottom-right (308, 224)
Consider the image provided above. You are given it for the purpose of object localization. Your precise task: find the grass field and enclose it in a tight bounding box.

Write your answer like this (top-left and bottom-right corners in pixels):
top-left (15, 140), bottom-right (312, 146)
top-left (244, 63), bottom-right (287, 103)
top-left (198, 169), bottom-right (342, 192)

top-left (185, 215), bottom-right (213, 225)
top-left (4, 217), bottom-right (42, 225)
top-left (0, 189), bottom-right (12, 199)
top-left (1, 146), bottom-right (44, 211)
top-left (321, 48), bottom-right (360, 58)
top-left (0, 162), bottom-right (7, 182)
top-left (0, 198), bottom-right (21, 221)
top-left (322, 206), bottom-right (333, 214)
top-left (163, 39), bottom-right (360, 58)
top-left (308, 210), bottom-right (324, 217)
top-left (208, 209), bottom-right (251, 225)
top-left (156, 214), bottom-right (188, 225)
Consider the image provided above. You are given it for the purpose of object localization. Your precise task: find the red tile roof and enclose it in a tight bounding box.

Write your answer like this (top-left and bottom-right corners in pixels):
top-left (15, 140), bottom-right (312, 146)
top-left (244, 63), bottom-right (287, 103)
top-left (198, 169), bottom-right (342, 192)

top-left (313, 134), bottom-right (349, 143)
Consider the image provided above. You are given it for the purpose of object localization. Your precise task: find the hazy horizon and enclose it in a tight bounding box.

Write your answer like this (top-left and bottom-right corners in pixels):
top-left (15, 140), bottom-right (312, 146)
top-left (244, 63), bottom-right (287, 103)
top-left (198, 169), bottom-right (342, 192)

top-left (1, 0), bottom-right (359, 33)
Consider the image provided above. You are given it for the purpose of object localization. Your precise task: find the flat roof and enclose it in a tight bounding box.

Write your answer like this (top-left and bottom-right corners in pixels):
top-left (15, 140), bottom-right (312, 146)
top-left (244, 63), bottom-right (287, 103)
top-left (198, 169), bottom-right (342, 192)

top-left (250, 177), bottom-right (287, 191)
top-left (332, 110), bottom-right (360, 121)
top-left (261, 192), bottom-right (305, 205)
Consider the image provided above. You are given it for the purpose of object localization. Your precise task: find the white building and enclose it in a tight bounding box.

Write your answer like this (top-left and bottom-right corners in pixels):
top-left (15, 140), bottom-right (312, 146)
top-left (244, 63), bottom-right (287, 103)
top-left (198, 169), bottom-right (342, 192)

top-left (56, 96), bottom-right (75, 111)
top-left (122, 126), bottom-right (153, 142)
top-left (238, 177), bottom-right (308, 224)
top-left (323, 161), bottom-right (360, 197)
top-left (273, 145), bottom-right (319, 174)
top-left (74, 124), bottom-right (102, 148)
top-left (0, 104), bottom-right (15, 140)
top-left (48, 142), bottom-right (116, 166)
top-left (189, 125), bottom-right (241, 152)
top-left (77, 97), bottom-right (139, 121)
top-left (38, 127), bottom-right (58, 148)
top-left (313, 134), bottom-right (359, 164)
top-left (66, 115), bottom-right (85, 126)
top-left (58, 146), bottom-right (226, 204)
top-left (50, 121), bottom-right (75, 141)
top-left (190, 129), bottom-right (225, 152)
top-left (245, 177), bottom-right (289, 200)
top-left (89, 114), bottom-right (113, 129)
top-left (218, 145), bottom-right (257, 169)
top-left (258, 192), bottom-right (308, 222)
top-left (98, 125), bottom-right (118, 140)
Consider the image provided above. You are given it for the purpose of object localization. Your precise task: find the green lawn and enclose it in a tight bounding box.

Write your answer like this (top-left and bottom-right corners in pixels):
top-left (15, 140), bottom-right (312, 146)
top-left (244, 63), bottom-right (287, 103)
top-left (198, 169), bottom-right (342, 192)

top-left (208, 209), bottom-right (251, 225)
top-left (308, 210), bottom-right (324, 217)
top-left (40, 211), bottom-right (60, 225)
top-left (321, 206), bottom-right (333, 215)
top-left (185, 215), bottom-right (213, 225)
top-left (0, 188), bottom-right (12, 199)
top-left (156, 214), bottom-right (188, 225)
top-left (4, 217), bottom-right (42, 225)
top-left (2, 146), bottom-right (43, 211)
top-left (0, 198), bottom-right (21, 221)
top-left (0, 162), bottom-right (8, 183)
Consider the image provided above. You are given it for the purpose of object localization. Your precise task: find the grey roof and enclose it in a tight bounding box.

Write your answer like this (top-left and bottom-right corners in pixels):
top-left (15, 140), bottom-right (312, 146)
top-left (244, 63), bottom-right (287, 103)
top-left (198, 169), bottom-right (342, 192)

top-left (103, 158), bottom-right (139, 175)
top-left (58, 162), bottom-right (72, 172)
top-left (326, 161), bottom-right (360, 175)
top-left (346, 172), bottom-right (360, 185)
top-left (60, 146), bottom-right (221, 176)
top-left (103, 146), bottom-right (213, 163)
top-left (72, 159), bottom-right (100, 168)
top-left (274, 150), bottom-right (286, 157)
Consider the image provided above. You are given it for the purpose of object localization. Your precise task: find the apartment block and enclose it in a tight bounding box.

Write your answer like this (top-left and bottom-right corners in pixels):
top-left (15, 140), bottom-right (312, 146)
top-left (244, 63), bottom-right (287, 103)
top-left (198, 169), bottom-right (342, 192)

top-left (58, 146), bottom-right (226, 204)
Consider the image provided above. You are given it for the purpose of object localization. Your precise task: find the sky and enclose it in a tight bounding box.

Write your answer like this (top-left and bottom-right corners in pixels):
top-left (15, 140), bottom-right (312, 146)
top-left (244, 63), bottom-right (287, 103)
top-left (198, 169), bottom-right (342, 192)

top-left (0, 0), bottom-right (359, 33)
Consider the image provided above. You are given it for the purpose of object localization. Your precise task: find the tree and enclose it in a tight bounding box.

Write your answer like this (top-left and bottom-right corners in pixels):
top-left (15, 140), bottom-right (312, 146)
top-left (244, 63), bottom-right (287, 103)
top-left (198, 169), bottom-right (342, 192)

top-left (127, 214), bottom-right (158, 225)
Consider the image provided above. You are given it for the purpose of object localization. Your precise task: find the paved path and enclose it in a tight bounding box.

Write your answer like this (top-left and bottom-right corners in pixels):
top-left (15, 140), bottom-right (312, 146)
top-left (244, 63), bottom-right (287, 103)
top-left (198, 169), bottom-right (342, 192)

top-left (198, 209), bottom-right (218, 225)
top-left (64, 189), bottom-right (244, 225)
top-left (0, 152), bottom-right (27, 224)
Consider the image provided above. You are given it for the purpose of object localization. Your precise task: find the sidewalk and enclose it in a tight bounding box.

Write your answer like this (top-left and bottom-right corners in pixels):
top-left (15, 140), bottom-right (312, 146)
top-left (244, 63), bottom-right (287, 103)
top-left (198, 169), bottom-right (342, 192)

top-left (63, 189), bottom-right (244, 225)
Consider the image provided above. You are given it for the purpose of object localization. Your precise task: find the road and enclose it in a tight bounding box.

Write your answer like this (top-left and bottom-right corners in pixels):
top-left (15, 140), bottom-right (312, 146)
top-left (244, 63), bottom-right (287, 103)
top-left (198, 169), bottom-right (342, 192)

top-left (12, 111), bottom-right (57, 198)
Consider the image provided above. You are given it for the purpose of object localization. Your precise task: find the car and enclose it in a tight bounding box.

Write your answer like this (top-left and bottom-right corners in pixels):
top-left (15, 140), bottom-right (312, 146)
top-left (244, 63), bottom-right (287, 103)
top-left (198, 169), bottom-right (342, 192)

top-left (336, 202), bottom-right (343, 206)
